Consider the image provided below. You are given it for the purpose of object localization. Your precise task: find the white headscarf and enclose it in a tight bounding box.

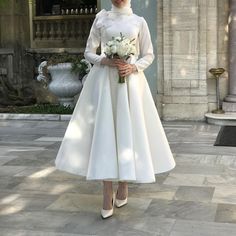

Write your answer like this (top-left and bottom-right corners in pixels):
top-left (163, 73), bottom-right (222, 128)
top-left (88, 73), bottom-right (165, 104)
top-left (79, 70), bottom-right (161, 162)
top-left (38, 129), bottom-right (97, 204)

top-left (111, 0), bottom-right (133, 15)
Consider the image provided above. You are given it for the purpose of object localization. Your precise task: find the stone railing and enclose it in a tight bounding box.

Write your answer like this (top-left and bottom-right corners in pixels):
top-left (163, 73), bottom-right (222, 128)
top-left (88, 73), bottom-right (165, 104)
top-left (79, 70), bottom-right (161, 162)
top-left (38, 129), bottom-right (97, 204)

top-left (32, 15), bottom-right (95, 48)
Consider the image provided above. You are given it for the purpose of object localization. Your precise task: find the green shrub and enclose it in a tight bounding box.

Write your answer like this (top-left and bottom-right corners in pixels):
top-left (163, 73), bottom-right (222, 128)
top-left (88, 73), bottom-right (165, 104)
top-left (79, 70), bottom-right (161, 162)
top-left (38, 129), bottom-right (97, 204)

top-left (0, 104), bottom-right (74, 114)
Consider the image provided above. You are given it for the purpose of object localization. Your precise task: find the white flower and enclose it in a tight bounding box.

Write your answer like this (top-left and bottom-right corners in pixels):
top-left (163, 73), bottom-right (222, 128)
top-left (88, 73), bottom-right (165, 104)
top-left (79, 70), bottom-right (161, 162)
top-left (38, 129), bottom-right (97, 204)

top-left (115, 36), bottom-right (122, 42)
top-left (117, 45), bottom-right (128, 57)
top-left (104, 33), bottom-right (136, 59)
top-left (107, 41), bottom-right (114, 47)
top-left (81, 59), bottom-right (92, 73)
top-left (110, 45), bottom-right (118, 54)
top-left (105, 47), bottom-right (112, 56)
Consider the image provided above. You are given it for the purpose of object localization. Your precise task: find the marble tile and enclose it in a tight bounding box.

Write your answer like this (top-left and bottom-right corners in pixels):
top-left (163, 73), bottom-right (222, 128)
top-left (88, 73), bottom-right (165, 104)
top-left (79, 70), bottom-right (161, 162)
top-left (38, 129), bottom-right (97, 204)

top-left (172, 164), bottom-right (225, 175)
top-left (4, 157), bottom-right (50, 167)
top-left (130, 184), bottom-right (177, 200)
top-left (47, 170), bottom-right (84, 181)
top-left (47, 193), bottom-right (102, 213)
top-left (0, 135), bottom-right (42, 142)
top-left (0, 194), bottom-right (58, 214)
top-left (47, 193), bottom-right (152, 217)
top-left (146, 199), bottom-right (217, 222)
top-left (14, 179), bottom-right (76, 195)
top-left (60, 212), bottom-right (169, 236)
top-left (0, 166), bottom-right (27, 176)
top-left (170, 219), bottom-right (236, 236)
top-left (129, 190), bottom-right (176, 201)
top-left (14, 167), bottom-right (53, 177)
top-left (4, 146), bottom-right (46, 152)
top-left (0, 211), bottom-right (72, 231)
top-left (119, 216), bottom-right (176, 236)
top-left (0, 228), bottom-right (87, 236)
top-left (219, 155), bottom-right (236, 167)
top-left (0, 148), bottom-right (10, 156)
top-left (225, 168), bottom-right (236, 177)
top-left (34, 137), bottom-right (63, 142)
top-left (58, 211), bottom-right (120, 235)
top-left (113, 197), bottom-right (152, 217)
top-left (163, 173), bottom-right (205, 186)
top-left (212, 186), bottom-right (236, 204)
top-left (174, 153), bottom-right (219, 165)
top-left (215, 204), bottom-right (236, 223)
top-left (174, 186), bottom-right (215, 202)
top-left (0, 155), bottom-right (18, 165)
top-left (62, 215), bottom-right (153, 236)
top-left (1, 120), bottom-right (236, 235)
top-left (0, 176), bottom-right (26, 190)
top-left (0, 191), bottom-right (21, 203)
top-left (15, 179), bottom-right (110, 195)
top-left (99, 227), bottom-right (158, 236)
top-left (171, 143), bottom-right (236, 156)
top-left (15, 168), bottom-right (83, 182)
top-left (155, 172), bottom-right (170, 184)
top-left (204, 174), bottom-right (236, 187)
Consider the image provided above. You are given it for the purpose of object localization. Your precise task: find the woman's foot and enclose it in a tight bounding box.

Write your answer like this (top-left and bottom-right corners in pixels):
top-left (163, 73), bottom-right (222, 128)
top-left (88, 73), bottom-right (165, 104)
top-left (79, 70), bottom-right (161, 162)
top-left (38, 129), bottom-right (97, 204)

top-left (103, 181), bottom-right (113, 210)
top-left (101, 181), bottom-right (114, 219)
top-left (115, 182), bottom-right (128, 208)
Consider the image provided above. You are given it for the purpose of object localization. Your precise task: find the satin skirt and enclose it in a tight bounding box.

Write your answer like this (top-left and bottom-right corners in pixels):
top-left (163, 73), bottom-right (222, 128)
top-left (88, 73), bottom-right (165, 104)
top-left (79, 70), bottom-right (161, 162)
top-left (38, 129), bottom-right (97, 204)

top-left (55, 64), bottom-right (176, 183)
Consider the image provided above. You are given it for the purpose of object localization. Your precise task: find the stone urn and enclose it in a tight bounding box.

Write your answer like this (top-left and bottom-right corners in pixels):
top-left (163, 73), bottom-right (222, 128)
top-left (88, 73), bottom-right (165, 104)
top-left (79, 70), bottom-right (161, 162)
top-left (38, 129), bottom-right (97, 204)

top-left (47, 63), bottom-right (83, 107)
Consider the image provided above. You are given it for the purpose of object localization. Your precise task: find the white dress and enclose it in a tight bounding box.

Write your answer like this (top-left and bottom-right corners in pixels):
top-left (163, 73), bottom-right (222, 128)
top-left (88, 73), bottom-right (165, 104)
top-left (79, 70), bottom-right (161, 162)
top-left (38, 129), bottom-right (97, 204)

top-left (55, 10), bottom-right (176, 183)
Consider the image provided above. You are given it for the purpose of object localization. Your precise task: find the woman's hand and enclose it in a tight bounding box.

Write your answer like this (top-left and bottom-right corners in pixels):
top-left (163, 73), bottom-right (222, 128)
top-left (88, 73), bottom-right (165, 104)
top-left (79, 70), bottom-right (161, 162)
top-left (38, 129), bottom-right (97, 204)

top-left (101, 58), bottom-right (120, 67)
top-left (117, 62), bottom-right (137, 77)
top-left (101, 58), bottom-right (137, 77)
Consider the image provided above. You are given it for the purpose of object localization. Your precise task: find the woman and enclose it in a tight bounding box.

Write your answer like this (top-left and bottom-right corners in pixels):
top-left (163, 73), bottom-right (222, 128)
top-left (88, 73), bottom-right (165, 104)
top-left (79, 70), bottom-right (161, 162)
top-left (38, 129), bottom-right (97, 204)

top-left (55, 0), bottom-right (176, 219)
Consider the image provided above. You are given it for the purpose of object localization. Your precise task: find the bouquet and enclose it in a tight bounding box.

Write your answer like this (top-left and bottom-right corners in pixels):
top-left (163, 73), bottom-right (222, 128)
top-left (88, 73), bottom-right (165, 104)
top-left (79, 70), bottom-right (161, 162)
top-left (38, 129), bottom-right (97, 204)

top-left (104, 33), bottom-right (136, 83)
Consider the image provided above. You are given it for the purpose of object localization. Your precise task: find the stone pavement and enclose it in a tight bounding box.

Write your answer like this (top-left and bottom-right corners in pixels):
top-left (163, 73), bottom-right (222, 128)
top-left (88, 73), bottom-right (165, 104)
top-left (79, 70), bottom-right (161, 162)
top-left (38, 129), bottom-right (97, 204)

top-left (1, 120), bottom-right (236, 236)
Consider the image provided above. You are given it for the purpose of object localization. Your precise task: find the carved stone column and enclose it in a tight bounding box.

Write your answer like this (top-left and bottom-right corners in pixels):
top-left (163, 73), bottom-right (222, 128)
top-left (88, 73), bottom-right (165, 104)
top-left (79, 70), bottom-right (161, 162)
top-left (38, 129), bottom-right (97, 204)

top-left (224, 0), bottom-right (236, 111)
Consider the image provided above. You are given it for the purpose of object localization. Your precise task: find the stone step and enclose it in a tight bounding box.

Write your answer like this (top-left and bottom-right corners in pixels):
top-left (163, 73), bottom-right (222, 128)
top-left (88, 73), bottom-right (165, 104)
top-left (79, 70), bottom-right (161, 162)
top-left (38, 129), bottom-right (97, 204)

top-left (205, 112), bottom-right (236, 126)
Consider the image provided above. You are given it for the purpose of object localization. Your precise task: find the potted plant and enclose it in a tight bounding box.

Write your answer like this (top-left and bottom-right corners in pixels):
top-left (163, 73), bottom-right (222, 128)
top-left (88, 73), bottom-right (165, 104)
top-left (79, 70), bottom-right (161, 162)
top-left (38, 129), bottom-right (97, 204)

top-left (37, 53), bottom-right (91, 107)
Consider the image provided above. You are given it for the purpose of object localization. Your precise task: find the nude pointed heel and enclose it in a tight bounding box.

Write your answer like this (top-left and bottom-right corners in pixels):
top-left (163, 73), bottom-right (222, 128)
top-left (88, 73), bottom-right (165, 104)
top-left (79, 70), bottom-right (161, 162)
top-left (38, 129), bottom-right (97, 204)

top-left (115, 197), bottom-right (128, 208)
top-left (101, 193), bottom-right (115, 219)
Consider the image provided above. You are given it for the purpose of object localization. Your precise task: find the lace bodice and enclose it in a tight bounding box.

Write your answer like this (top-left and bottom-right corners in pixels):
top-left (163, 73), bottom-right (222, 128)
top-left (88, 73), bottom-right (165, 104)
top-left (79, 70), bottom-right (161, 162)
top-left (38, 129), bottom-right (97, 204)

top-left (84, 10), bottom-right (154, 72)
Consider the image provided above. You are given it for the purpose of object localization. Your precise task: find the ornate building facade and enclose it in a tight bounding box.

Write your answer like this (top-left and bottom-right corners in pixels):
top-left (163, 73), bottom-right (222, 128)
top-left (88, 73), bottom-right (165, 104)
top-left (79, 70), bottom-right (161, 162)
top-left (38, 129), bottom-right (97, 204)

top-left (0, 0), bottom-right (234, 121)
top-left (157, 0), bottom-right (229, 120)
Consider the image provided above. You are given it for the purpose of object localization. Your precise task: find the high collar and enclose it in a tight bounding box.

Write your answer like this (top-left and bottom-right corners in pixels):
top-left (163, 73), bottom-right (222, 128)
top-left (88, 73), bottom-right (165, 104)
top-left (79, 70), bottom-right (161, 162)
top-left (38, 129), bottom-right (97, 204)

top-left (111, 1), bottom-right (133, 16)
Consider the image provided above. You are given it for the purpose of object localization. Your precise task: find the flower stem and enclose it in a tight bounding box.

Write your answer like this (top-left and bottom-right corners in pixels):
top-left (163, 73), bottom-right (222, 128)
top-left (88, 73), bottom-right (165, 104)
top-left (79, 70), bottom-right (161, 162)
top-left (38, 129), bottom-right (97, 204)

top-left (119, 76), bottom-right (126, 83)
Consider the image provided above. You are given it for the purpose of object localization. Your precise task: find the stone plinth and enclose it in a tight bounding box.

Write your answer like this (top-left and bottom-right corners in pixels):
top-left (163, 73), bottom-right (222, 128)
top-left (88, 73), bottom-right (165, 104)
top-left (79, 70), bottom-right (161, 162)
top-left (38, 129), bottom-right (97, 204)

top-left (205, 112), bottom-right (236, 125)
top-left (222, 101), bottom-right (236, 112)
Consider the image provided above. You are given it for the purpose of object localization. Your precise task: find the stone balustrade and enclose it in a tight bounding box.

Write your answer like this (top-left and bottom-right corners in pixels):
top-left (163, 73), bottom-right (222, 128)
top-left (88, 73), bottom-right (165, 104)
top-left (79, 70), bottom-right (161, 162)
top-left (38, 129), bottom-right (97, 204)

top-left (32, 15), bottom-right (95, 48)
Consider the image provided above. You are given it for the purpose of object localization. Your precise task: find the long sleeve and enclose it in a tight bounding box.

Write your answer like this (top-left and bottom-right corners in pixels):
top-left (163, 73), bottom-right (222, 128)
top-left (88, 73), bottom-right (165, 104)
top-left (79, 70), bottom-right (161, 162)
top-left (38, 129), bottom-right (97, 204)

top-left (84, 16), bottom-right (105, 65)
top-left (134, 18), bottom-right (155, 72)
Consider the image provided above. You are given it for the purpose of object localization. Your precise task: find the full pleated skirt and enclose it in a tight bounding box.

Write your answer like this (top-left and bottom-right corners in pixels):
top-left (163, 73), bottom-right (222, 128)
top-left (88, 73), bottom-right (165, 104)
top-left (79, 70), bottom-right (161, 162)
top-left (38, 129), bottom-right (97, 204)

top-left (55, 64), bottom-right (176, 183)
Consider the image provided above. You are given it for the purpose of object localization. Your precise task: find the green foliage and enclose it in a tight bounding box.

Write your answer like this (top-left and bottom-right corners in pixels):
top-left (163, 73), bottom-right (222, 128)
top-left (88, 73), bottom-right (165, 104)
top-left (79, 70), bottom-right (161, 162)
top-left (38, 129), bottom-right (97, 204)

top-left (47, 53), bottom-right (80, 65)
top-left (71, 59), bottom-right (91, 78)
top-left (0, 0), bottom-right (7, 7)
top-left (1, 104), bottom-right (74, 114)
top-left (47, 53), bottom-right (91, 78)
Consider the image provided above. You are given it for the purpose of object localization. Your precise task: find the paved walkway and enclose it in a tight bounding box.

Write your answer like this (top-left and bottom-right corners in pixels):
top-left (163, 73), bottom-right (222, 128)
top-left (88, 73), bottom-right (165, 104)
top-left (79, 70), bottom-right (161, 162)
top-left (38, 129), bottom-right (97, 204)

top-left (0, 120), bottom-right (236, 236)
